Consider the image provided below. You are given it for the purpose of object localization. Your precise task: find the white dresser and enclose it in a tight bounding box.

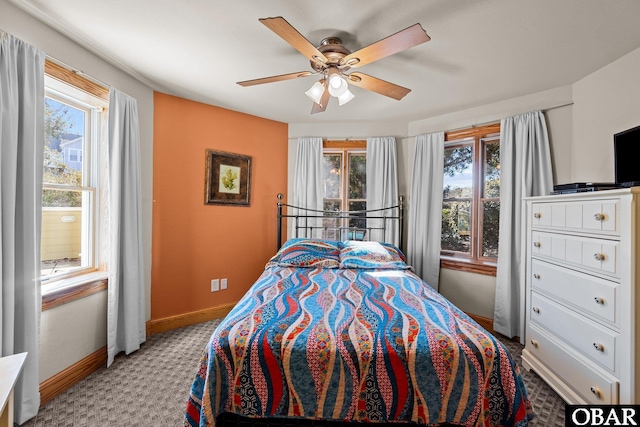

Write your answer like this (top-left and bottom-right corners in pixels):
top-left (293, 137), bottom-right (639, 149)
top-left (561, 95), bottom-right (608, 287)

top-left (521, 188), bottom-right (640, 404)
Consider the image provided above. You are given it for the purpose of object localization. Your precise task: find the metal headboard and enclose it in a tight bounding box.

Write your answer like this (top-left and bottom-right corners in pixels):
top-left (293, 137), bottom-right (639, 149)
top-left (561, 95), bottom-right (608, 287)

top-left (276, 193), bottom-right (404, 250)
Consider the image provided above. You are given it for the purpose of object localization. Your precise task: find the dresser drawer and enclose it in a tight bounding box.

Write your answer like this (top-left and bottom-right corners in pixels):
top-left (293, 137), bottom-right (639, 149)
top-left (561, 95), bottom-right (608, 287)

top-left (526, 324), bottom-right (619, 404)
top-left (530, 259), bottom-right (619, 325)
top-left (531, 231), bottom-right (619, 277)
top-left (531, 199), bottom-right (618, 235)
top-left (530, 292), bottom-right (619, 372)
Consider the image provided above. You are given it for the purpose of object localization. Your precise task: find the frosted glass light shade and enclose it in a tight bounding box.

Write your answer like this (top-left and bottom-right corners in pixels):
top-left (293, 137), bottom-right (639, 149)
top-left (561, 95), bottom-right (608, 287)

top-left (327, 74), bottom-right (348, 97)
top-left (337, 88), bottom-right (355, 106)
top-left (305, 81), bottom-right (326, 104)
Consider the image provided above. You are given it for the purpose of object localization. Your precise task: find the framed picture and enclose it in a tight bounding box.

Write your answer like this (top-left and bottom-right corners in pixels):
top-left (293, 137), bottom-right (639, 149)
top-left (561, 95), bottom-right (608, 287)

top-left (205, 149), bottom-right (252, 206)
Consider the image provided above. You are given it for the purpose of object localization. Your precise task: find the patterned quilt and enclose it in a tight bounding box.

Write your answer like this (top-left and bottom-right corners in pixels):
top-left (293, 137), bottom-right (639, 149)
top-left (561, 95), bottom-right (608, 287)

top-left (185, 239), bottom-right (534, 427)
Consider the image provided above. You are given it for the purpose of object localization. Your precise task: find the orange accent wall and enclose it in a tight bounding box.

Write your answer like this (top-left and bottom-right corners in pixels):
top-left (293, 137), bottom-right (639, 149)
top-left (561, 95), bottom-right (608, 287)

top-left (152, 92), bottom-right (288, 319)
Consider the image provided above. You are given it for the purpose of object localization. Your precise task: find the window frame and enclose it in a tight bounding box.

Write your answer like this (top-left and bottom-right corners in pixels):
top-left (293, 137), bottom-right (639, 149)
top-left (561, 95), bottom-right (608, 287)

top-left (441, 123), bottom-right (500, 276)
top-left (322, 140), bottom-right (366, 239)
top-left (41, 59), bottom-right (109, 309)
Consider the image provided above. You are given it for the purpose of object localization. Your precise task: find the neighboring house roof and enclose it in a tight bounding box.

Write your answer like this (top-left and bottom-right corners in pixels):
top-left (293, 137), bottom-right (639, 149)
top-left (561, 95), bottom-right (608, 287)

top-left (60, 136), bottom-right (83, 148)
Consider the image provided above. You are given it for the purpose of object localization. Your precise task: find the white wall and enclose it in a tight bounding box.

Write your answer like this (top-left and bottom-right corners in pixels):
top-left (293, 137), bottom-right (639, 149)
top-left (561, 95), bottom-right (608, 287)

top-left (39, 293), bottom-right (107, 381)
top-left (0, 1), bottom-right (154, 383)
top-left (572, 47), bottom-right (640, 183)
top-left (440, 269), bottom-right (496, 319)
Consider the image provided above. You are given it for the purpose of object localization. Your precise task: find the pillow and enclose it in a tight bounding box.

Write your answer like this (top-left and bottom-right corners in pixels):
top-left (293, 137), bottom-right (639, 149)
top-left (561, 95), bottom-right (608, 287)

top-left (379, 241), bottom-right (407, 262)
top-left (271, 238), bottom-right (341, 268)
top-left (339, 241), bottom-right (411, 270)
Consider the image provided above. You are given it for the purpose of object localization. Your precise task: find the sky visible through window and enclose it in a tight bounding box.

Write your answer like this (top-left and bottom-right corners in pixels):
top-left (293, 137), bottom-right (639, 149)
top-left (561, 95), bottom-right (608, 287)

top-left (47, 98), bottom-right (84, 135)
top-left (445, 168), bottom-right (473, 190)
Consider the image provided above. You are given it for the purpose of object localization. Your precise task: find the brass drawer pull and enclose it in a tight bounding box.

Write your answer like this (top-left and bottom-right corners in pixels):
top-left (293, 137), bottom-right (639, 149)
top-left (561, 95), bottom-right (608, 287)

top-left (532, 307), bottom-right (540, 314)
top-left (594, 213), bottom-right (604, 221)
top-left (533, 242), bottom-right (541, 248)
top-left (594, 297), bottom-right (604, 305)
top-left (590, 386), bottom-right (602, 399)
top-left (533, 212), bottom-right (541, 219)
top-left (530, 340), bottom-right (538, 348)
top-left (533, 273), bottom-right (541, 279)
top-left (593, 342), bottom-right (604, 352)
top-left (594, 253), bottom-right (604, 261)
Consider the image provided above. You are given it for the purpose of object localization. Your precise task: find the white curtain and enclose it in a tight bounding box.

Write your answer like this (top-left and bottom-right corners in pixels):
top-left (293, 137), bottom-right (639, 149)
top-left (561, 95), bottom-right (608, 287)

top-left (293, 137), bottom-right (323, 238)
top-left (366, 136), bottom-right (399, 245)
top-left (0, 30), bottom-right (44, 423)
top-left (407, 132), bottom-right (444, 291)
top-left (494, 111), bottom-right (553, 340)
top-left (107, 88), bottom-right (146, 367)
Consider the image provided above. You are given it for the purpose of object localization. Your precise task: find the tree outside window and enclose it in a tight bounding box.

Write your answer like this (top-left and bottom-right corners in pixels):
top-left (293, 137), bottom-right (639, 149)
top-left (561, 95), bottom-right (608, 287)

top-left (322, 141), bottom-right (366, 240)
top-left (441, 124), bottom-right (500, 269)
top-left (43, 98), bottom-right (83, 207)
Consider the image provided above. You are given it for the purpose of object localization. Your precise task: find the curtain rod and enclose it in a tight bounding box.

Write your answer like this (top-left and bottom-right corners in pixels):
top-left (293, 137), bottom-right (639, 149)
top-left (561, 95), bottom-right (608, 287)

top-left (288, 102), bottom-right (575, 141)
top-left (434, 102), bottom-right (574, 136)
top-left (46, 55), bottom-right (111, 90)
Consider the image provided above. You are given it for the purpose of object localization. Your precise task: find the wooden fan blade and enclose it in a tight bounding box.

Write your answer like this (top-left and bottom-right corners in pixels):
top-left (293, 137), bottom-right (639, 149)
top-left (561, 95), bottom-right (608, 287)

top-left (311, 87), bottom-right (331, 114)
top-left (341, 23), bottom-right (430, 68)
top-left (347, 72), bottom-right (411, 100)
top-left (260, 17), bottom-right (328, 64)
top-left (237, 71), bottom-right (313, 87)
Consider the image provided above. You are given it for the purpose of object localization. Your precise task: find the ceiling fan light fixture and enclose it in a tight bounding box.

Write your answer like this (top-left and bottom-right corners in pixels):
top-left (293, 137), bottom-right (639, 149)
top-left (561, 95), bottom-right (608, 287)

top-left (305, 80), bottom-right (326, 105)
top-left (337, 88), bottom-right (355, 106)
top-left (328, 74), bottom-right (348, 97)
top-left (245, 17), bottom-right (431, 114)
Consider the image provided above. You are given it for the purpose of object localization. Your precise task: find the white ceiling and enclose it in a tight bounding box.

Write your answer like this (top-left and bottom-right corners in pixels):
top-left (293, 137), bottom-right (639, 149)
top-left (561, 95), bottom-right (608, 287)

top-left (11, 0), bottom-right (640, 125)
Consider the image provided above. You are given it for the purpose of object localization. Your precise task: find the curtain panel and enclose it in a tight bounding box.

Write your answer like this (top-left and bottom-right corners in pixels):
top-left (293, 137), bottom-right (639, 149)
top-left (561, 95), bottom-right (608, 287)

top-left (407, 132), bottom-right (444, 291)
top-left (494, 111), bottom-right (553, 340)
top-left (107, 88), bottom-right (146, 367)
top-left (366, 137), bottom-right (400, 246)
top-left (0, 30), bottom-right (44, 424)
top-left (292, 137), bottom-right (324, 238)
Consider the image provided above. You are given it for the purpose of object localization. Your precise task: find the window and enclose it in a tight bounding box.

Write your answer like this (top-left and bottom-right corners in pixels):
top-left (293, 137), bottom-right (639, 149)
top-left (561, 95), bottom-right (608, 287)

top-left (67, 148), bottom-right (82, 163)
top-left (441, 123), bottom-right (500, 274)
top-left (42, 61), bottom-right (108, 288)
top-left (322, 141), bottom-right (366, 240)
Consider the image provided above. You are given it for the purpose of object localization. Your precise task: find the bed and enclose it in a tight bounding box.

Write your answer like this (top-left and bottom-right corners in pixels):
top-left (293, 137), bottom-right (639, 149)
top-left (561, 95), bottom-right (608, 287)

top-left (185, 197), bottom-right (534, 427)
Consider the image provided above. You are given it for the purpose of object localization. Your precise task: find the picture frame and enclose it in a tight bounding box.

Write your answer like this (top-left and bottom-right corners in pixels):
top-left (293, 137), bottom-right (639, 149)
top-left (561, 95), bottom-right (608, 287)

top-left (204, 149), bottom-right (252, 206)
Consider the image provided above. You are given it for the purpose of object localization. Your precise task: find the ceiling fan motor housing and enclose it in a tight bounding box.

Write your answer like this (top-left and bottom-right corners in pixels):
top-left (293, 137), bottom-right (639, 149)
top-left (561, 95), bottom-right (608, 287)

top-left (311, 37), bottom-right (352, 73)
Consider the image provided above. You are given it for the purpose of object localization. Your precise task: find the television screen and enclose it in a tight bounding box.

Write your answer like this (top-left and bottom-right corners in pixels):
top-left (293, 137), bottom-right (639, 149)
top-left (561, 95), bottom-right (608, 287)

top-left (615, 125), bottom-right (640, 186)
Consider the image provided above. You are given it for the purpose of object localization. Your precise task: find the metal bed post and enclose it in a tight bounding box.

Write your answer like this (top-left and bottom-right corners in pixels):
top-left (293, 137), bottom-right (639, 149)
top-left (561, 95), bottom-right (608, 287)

top-left (399, 195), bottom-right (405, 251)
top-left (277, 193), bottom-right (283, 250)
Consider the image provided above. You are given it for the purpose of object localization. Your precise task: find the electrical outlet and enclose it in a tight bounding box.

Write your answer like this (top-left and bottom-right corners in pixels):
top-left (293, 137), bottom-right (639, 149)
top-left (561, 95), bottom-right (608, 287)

top-left (221, 278), bottom-right (227, 290)
top-left (211, 279), bottom-right (219, 292)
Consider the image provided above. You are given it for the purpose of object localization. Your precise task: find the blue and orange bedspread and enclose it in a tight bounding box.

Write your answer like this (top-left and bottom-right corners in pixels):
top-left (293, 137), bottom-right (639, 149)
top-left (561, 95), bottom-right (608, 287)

top-left (185, 240), bottom-right (534, 427)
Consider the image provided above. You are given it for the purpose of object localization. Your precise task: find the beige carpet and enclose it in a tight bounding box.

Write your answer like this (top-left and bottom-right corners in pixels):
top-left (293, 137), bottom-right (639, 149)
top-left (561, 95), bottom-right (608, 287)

top-left (23, 319), bottom-right (564, 426)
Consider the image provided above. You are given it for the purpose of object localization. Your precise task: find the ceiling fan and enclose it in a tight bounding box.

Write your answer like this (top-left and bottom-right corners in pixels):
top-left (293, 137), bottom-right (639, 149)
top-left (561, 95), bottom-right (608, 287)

top-left (237, 17), bottom-right (431, 114)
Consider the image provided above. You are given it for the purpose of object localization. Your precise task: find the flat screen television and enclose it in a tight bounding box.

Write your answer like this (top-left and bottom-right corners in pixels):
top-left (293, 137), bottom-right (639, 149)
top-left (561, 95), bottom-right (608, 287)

top-left (614, 124), bottom-right (640, 187)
